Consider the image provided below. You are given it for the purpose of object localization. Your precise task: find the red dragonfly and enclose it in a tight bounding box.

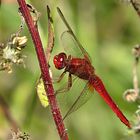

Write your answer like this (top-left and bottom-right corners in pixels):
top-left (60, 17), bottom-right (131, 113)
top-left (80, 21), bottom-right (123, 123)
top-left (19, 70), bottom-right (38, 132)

top-left (54, 7), bottom-right (131, 128)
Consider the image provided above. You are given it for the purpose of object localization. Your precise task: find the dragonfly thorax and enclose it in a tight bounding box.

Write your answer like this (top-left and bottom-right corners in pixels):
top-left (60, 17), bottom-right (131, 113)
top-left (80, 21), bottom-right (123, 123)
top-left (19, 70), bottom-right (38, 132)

top-left (53, 52), bottom-right (67, 70)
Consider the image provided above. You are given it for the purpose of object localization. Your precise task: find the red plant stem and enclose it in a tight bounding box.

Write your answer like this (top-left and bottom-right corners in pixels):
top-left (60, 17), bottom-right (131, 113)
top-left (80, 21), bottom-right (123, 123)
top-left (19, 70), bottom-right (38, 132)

top-left (16, 1), bottom-right (69, 139)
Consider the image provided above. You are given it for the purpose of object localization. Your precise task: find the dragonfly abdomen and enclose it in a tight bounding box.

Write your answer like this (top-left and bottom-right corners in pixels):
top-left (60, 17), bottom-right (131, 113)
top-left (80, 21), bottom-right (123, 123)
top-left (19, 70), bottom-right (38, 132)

top-left (89, 75), bottom-right (131, 128)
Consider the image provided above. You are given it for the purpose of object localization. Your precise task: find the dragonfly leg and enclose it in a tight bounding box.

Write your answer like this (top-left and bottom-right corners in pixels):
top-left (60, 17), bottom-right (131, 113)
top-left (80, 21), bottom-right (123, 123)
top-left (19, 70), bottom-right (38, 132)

top-left (42, 71), bottom-right (66, 86)
top-left (52, 71), bottom-right (66, 84)
top-left (55, 73), bottom-right (72, 95)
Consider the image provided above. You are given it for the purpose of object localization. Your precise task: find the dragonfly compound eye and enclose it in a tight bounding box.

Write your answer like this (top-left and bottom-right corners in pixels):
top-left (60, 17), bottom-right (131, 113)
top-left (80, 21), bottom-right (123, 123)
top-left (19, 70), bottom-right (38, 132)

top-left (53, 52), bottom-right (67, 70)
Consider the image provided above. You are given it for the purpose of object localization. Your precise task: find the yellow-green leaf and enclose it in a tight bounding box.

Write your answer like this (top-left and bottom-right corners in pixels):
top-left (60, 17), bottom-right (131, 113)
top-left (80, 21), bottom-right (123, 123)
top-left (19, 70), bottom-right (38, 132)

top-left (36, 78), bottom-right (49, 108)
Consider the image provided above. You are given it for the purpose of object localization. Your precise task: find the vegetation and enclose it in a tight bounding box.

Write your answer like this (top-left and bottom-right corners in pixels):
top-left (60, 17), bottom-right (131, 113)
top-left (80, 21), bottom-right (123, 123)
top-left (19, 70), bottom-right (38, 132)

top-left (0, 0), bottom-right (140, 140)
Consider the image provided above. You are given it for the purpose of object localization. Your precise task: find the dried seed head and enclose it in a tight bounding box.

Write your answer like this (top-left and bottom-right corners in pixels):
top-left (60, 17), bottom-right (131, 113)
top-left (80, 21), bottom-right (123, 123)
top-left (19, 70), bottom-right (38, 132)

top-left (3, 47), bottom-right (18, 62)
top-left (10, 129), bottom-right (30, 140)
top-left (0, 34), bottom-right (27, 73)
top-left (123, 89), bottom-right (139, 102)
top-left (132, 44), bottom-right (140, 59)
top-left (12, 36), bottom-right (27, 47)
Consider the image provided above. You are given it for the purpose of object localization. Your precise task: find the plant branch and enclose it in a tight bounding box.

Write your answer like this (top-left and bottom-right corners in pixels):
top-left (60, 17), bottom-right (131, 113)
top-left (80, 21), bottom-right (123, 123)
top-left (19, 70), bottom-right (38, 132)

top-left (0, 95), bottom-right (19, 132)
top-left (46, 6), bottom-right (54, 62)
top-left (16, 1), bottom-right (69, 139)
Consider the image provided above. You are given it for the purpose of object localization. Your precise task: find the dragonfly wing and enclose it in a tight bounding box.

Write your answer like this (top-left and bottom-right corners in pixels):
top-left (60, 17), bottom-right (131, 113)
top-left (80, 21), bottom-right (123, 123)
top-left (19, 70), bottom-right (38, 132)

top-left (36, 72), bottom-right (93, 120)
top-left (60, 80), bottom-right (93, 120)
top-left (60, 30), bottom-right (84, 58)
top-left (57, 7), bottom-right (91, 62)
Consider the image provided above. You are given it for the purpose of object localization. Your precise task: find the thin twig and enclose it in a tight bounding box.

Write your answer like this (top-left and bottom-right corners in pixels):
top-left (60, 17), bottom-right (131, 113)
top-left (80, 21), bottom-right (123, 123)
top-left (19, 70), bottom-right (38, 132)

top-left (46, 6), bottom-right (54, 62)
top-left (133, 45), bottom-right (140, 98)
top-left (0, 95), bottom-right (19, 132)
top-left (133, 58), bottom-right (139, 96)
top-left (16, 1), bottom-right (68, 139)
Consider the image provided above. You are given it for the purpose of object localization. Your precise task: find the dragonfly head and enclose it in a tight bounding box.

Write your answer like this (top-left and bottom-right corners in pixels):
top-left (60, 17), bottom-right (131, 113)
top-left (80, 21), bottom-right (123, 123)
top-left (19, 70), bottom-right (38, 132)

top-left (53, 52), bottom-right (67, 70)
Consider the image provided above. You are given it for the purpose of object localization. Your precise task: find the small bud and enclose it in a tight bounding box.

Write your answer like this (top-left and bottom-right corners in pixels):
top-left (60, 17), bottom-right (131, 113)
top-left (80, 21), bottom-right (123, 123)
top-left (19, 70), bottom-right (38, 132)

top-left (123, 89), bottom-right (139, 102)
top-left (132, 44), bottom-right (140, 59)
top-left (13, 36), bottom-right (28, 47)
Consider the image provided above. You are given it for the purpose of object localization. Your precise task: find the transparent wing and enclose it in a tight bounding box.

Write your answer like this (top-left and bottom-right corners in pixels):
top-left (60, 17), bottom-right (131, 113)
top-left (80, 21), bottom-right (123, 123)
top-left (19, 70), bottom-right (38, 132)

top-left (56, 76), bottom-right (93, 120)
top-left (63, 81), bottom-right (93, 120)
top-left (36, 72), bottom-right (93, 119)
top-left (57, 7), bottom-right (91, 62)
top-left (60, 30), bottom-right (84, 58)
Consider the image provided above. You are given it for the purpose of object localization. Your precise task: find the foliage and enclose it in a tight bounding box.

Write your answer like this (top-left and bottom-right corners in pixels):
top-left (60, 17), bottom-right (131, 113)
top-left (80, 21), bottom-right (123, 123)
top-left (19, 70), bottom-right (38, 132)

top-left (0, 0), bottom-right (140, 140)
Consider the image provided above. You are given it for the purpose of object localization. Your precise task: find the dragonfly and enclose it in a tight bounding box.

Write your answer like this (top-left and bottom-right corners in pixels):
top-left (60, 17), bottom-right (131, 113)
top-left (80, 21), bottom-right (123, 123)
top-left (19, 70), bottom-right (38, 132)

top-left (52, 7), bottom-right (131, 128)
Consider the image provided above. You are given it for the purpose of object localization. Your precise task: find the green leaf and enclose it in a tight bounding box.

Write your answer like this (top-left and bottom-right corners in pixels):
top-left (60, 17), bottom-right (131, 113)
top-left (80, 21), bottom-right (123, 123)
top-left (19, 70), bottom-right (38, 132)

top-left (36, 78), bottom-right (49, 108)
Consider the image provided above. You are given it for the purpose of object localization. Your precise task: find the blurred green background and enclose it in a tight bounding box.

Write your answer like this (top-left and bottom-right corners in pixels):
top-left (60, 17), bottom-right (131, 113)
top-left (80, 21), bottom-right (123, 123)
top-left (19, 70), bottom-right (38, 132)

top-left (0, 0), bottom-right (140, 140)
